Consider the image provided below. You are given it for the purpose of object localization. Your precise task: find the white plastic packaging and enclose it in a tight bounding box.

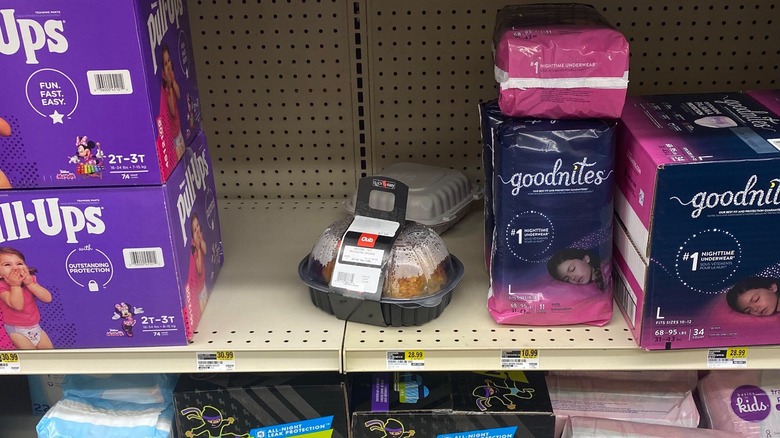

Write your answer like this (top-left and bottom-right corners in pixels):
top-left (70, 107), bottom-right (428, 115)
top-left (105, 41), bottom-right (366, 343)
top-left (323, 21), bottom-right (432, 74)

top-left (547, 374), bottom-right (700, 437)
top-left (345, 162), bottom-right (481, 233)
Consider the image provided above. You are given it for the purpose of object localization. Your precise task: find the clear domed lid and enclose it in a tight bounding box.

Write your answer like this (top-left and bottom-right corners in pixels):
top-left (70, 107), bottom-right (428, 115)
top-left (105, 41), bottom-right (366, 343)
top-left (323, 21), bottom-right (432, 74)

top-left (382, 223), bottom-right (454, 300)
top-left (305, 216), bottom-right (352, 285)
top-left (303, 217), bottom-right (458, 301)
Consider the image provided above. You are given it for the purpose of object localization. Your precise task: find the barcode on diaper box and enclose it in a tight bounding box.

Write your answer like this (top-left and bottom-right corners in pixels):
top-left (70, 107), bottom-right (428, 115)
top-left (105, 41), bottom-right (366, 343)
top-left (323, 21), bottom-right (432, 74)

top-left (123, 248), bottom-right (165, 269)
top-left (613, 270), bottom-right (637, 327)
top-left (87, 70), bottom-right (133, 95)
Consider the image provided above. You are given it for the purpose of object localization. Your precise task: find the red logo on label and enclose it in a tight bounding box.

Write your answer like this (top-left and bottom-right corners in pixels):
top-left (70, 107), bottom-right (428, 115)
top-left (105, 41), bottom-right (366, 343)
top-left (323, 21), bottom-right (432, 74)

top-left (372, 179), bottom-right (396, 189)
top-left (358, 233), bottom-right (378, 247)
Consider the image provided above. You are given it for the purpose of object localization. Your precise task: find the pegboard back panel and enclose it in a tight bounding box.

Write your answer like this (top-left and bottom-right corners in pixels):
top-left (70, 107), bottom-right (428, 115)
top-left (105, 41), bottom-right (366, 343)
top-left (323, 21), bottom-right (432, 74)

top-left (189, 1), bottom-right (778, 200)
top-left (365, 0), bottom-right (779, 183)
top-left (190, 0), bottom-right (359, 199)
top-left (603, 2), bottom-right (777, 92)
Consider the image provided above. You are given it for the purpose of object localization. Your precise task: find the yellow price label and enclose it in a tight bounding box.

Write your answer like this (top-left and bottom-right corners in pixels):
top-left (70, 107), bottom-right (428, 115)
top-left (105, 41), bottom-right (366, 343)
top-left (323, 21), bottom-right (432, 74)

top-left (216, 351), bottom-right (235, 361)
top-left (0, 353), bottom-right (19, 362)
top-left (727, 348), bottom-right (748, 359)
top-left (519, 349), bottom-right (539, 359)
top-left (405, 350), bottom-right (425, 361)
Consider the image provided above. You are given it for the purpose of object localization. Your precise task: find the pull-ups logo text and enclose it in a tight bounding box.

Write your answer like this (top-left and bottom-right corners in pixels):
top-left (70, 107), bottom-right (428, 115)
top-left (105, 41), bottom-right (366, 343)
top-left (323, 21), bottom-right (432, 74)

top-left (0, 9), bottom-right (68, 64)
top-left (177, 150), bottom-right (210, 246)
top-left (0, 198), bottom-right (104, 244)
top-left (147, 0), bottom-right (184, 74)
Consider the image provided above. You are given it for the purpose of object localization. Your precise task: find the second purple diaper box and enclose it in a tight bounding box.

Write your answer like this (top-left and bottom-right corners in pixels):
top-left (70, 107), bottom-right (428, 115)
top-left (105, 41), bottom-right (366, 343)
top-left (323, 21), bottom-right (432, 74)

top-left (0, 0), bottom-right (203, 189)
top-left (0, 132), bottom-right (223, 351)
top-left (614, 91), bottom-right (780, 350)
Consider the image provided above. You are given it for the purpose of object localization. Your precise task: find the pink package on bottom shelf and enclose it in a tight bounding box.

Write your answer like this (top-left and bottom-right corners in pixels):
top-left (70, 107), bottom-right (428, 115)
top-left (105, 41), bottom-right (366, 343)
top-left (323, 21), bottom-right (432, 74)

top-left (697, 370), bottom-right (780, 438)
top-left (563, 417), bottom-right (740, 438)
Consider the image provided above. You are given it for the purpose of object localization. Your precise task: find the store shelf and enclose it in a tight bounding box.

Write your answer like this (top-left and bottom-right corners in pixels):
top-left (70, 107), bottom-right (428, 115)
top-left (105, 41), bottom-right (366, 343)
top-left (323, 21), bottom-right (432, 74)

top-left (8, 200), bottom-right (780, 375)
top-left (6, 201), bottom-right (347, 375)
top-left (2, 1), bottom-right (778, 435)
top-left (343, 203), bottom-right (780, 372)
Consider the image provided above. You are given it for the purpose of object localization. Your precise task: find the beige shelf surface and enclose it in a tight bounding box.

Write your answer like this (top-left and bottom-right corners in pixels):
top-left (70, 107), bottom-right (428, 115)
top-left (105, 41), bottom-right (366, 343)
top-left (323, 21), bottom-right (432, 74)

top-left (5, 200), bottom-right (780, 375)
top-left (5, 201), bottom-right (346, 375)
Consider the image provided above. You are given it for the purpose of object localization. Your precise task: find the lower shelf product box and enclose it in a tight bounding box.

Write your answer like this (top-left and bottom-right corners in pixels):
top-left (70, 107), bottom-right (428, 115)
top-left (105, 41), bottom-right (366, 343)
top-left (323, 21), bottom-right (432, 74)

top-left (697, 370), bottom-right (780, 437)
top-left (351, 371), bottom-right (555, 438)
top-left (546, 370), bottom-right (700, 436)
top-left (614, 91), bottom-right (780, 350)
top-left (28, 374), bottom-right (65, 416)
top-left (0, 131), bottom-right (223, 350)
top-left (172, 372), bottom-right (350, 438)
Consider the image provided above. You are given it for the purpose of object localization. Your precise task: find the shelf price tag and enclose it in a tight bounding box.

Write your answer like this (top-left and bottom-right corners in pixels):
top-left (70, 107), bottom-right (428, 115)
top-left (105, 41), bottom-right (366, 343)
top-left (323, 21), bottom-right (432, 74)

top-left (501, 349), bottom-right (540, 369)
top-left (707, 348), bottom-right (748, 368)
top-left (387, 350), bottom-right (425, 370)
top-left (196, 351), bottom-right (236, 372)
top-left (0, 352), bottom-right (20, 374)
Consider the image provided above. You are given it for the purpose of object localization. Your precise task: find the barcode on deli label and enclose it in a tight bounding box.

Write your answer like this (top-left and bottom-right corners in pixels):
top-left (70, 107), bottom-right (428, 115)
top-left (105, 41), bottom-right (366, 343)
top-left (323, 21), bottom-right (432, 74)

top-left (336, 271), bottom-right (354, 284)
top-left (123, 248), bottom-right (164, 269)
top-left (87, 70), bottom-right (133, 95)
top-left (330, 264), bottom-right (381, 293)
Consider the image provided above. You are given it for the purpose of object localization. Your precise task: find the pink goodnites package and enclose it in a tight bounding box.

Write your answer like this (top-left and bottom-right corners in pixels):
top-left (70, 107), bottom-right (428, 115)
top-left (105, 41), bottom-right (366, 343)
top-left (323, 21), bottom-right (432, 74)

top-left (493, 3), bottom-right (629, 119)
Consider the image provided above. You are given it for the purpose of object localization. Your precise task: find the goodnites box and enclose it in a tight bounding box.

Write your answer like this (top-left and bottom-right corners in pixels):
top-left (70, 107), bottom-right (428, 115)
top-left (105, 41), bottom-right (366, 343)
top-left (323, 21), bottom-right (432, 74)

top-left (614, 92), bottom-right (780, 350)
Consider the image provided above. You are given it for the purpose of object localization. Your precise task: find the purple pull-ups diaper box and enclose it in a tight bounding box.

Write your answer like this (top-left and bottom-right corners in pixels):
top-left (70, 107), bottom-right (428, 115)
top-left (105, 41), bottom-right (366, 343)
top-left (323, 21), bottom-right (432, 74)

top-left (614, 92), bottom-right (780, 350)
top-left (0, 0), bottom-right (202, 188)
top-left (0, 132), bottom-right (223, 350)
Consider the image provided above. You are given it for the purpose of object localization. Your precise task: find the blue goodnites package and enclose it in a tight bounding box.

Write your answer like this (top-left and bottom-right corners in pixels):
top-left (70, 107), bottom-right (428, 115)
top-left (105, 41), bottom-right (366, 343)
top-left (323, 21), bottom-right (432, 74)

top-left (479, 101), bottom-right (505, 271)
top-left (482, 102), bottom-right (616, 325)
